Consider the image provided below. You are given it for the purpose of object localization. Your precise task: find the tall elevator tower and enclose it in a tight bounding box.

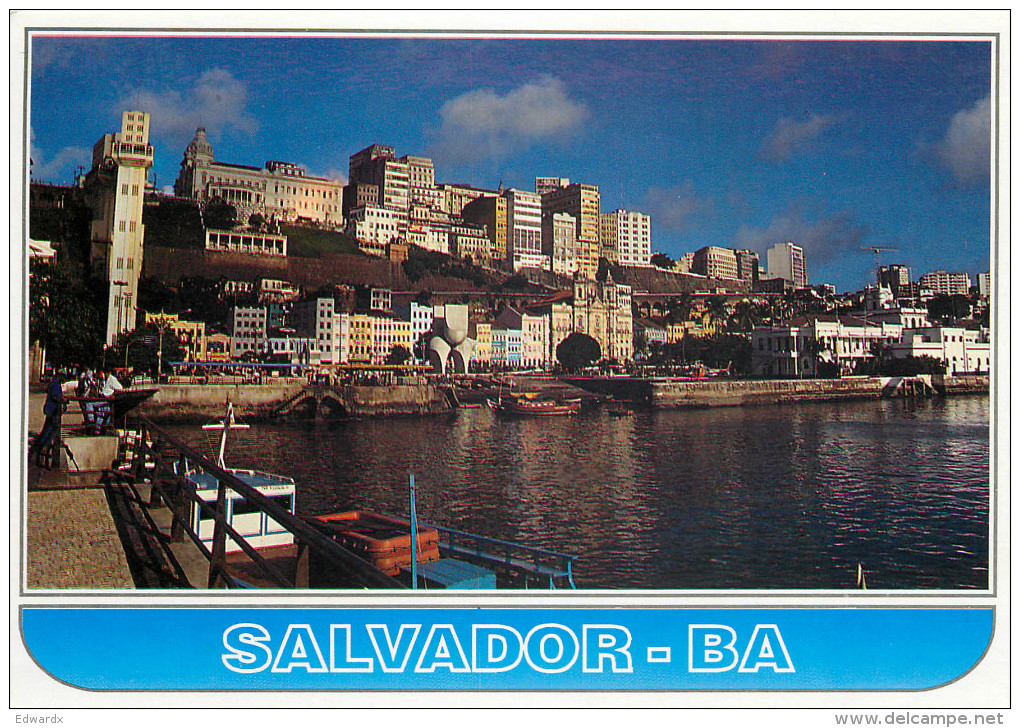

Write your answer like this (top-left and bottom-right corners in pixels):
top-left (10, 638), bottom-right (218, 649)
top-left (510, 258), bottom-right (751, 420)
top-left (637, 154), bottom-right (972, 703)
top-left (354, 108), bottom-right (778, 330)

top-left (83, 111), bottom-right (153, 345)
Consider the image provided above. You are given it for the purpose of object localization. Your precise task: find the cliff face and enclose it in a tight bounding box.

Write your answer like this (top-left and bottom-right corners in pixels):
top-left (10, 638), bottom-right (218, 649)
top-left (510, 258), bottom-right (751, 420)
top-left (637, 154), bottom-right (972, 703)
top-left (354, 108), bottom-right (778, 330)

top-left (608, 264), bottom-right (751, 295)
top-left (141, 246), bottom-right (500, 294)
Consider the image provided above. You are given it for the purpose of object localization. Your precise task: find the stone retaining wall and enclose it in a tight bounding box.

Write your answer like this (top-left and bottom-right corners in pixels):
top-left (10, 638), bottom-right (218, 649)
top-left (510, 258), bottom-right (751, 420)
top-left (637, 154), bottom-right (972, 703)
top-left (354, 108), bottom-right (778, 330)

top-left (135, 381), bottom-right (450, 421)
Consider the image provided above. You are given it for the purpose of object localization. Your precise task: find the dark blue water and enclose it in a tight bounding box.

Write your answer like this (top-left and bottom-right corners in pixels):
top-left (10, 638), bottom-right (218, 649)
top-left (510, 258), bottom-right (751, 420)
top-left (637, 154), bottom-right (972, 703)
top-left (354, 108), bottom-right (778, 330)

top-left (167, 395), bottom-right (990, 590)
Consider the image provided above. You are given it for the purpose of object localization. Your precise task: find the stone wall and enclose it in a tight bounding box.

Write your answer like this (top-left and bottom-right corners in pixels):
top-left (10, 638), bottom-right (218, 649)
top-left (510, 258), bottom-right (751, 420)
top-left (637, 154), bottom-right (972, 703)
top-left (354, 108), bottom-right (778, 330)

top-left (134, 380), bottom-right (450, 421)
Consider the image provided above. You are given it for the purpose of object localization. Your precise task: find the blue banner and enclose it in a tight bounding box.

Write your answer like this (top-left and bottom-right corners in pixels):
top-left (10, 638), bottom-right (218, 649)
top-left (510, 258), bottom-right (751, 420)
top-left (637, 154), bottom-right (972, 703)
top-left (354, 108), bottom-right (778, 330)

top-left (21, 607), bottom-right (992, 692)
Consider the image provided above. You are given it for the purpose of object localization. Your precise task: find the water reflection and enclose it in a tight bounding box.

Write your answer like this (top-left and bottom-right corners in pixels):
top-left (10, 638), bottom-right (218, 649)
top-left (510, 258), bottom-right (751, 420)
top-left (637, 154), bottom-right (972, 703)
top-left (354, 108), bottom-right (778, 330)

top-left (166, 396), bottom-right (990, 590)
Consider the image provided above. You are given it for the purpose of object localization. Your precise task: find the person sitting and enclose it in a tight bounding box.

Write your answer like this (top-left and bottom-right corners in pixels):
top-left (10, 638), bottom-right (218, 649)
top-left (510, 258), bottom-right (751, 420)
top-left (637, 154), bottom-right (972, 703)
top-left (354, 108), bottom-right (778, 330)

top-left (92, 370), bottom-right (123, 435)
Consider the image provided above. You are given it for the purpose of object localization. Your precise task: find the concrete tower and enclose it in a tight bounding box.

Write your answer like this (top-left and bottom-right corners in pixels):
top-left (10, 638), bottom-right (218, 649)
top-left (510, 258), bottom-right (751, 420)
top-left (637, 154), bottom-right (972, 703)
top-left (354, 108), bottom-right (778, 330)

top-left (84, 110), bottom-right (153, 345)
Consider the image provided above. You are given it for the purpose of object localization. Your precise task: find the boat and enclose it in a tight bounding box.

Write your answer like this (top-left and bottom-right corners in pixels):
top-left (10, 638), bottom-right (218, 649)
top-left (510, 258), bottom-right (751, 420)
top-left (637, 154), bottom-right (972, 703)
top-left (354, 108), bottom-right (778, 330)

top-left (175, 402), bottom-right (297, 554)
top-left (488, 392), bottom-right (582, 416)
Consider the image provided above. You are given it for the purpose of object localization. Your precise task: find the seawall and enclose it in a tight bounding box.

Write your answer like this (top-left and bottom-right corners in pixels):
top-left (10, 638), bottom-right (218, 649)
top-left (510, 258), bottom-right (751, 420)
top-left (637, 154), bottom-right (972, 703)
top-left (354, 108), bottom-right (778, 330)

top-left (134, 380), bottom-right (451, 422)
top-left (563, 374), bottom-right (989, 409)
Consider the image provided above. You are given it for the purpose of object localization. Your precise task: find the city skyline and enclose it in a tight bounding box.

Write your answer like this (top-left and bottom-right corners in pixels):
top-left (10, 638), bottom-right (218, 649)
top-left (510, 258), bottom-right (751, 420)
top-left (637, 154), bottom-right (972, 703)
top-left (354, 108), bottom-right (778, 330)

top-left (26, 30), bottom-right (994, 292)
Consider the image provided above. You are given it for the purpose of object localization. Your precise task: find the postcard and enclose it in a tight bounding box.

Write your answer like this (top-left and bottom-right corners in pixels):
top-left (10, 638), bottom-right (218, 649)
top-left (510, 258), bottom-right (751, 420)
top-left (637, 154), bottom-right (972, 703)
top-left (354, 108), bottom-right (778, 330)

top-left (9, 9), bottom-right (1009, 719)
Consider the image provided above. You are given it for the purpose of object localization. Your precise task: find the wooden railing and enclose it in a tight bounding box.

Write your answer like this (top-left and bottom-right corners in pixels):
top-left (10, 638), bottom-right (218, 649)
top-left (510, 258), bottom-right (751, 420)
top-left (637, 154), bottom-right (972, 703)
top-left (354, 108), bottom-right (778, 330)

top-left (127, 418), bottom-right (404, 589)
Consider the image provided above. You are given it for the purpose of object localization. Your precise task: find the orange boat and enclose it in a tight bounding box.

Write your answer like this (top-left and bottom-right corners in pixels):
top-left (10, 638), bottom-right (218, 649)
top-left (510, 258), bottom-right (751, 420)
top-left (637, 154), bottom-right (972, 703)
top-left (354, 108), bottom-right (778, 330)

top-left (488, 393), bottom-right (581, 416)
top-left (310, 511), bottom-right (441, 576)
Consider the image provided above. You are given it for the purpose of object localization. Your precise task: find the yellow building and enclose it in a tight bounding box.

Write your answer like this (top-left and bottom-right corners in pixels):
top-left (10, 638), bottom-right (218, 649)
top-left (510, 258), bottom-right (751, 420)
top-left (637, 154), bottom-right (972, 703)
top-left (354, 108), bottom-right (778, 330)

top-left (145, 312), bottom-right (207, 362)
top-left (471, 322), bottom-right (492, 365)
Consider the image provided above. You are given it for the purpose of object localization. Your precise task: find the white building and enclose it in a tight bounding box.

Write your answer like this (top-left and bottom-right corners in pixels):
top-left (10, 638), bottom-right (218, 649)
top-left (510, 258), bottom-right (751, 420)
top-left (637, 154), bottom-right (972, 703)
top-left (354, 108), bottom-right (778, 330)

top-left (544, 211), bottom-right (578, 276)
top-left (601, 210), bottom-right (651, 267)
top-left (83, 110), bottom-right (153, 345)
top-left (919, 270), bottom-right (972, 297)
top-left (346, 205), bottom-right (406, 256)
top-left (205, 229), bottom-right (287, 256)
top-left (766, 241), bottom-right (808, 289)
top-left (231, 306), bottom-right (269, 359)
top-left (505, 188), bottom-right (545, 270)
top-left (751, 314), bottom-right (902, 378)
top-left (692, 246), bottom-right (739, 280)
top-left (977, 272), bottom-right (991, 299)
top-left (175, 128), bottom-right (344, 226)
top-left (888, 327), bottom-right (990, 375)
top-left (393, 302), bottom-right (435, 362)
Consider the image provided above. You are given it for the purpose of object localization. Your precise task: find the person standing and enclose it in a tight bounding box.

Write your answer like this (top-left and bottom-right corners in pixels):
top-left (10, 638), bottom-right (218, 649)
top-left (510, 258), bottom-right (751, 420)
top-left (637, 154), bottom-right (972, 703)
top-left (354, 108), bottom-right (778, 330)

top-left (30, 373), bottom-right (66, 467)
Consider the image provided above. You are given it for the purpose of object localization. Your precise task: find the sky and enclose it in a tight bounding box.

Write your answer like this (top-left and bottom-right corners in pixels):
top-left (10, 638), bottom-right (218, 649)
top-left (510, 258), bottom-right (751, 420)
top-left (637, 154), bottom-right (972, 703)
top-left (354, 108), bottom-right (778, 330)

top-left (25, 30), bottom-right (994, 293)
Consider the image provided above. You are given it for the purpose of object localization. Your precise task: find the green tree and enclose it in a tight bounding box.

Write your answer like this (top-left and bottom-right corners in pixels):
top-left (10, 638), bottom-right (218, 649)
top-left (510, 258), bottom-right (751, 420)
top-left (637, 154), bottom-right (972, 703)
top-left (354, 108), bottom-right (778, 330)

top-left (651, 252), bottom-right (674, 269)
top-left (385, 345), bottom-right (413, 366)
top-left (29, 258), bottom-right (105, 369)
top-left (110, 323), bottom-right (186, 377)
top-left (926, 294), bottom-right (973, 324)
top-left (204, 196), bottom-right (237, 230)
top-left (556, 332), bottom-right (602, 371)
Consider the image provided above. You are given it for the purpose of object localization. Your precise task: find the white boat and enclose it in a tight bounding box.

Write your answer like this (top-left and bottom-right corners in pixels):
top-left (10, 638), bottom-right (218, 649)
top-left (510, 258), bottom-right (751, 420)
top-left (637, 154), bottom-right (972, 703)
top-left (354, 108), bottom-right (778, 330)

top-left (175, 402), bottom-right (296, 554)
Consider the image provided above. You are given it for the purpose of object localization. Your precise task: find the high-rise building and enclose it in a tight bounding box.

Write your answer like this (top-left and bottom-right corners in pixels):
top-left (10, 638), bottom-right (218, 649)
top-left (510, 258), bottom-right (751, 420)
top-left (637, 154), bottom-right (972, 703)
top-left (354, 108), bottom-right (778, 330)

top-left (878, 264), bottom-right (911, 294)
top-left (600, 210), bottom-right (652, 267)
top-left (978, 272), bottom-right (992, 299)
top-left (542, 183), bottom-right (601, 279)
top-left (535, 176), bottom-right (570, 196)
top-left (543, 211), bottom-right (578, 275)
top-left (766, 241), bottom-right (807, 289)
top-left (461, 194), bottom-right (509, 262)
top-left (735, 250), bottom-right (760, 284)
top-left (692, 246), bottom-right (739, 280)
top-left (83, 110), bottom-right (153, 345)
top-left (919, 270), bottom-right (971, 296)
top-left (504, 189), bottom-right (544, 270)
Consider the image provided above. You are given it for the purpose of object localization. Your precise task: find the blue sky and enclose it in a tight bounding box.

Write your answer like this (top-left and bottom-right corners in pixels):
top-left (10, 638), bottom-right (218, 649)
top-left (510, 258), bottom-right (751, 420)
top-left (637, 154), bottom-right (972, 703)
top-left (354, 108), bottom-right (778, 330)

top-left (26, 33), bottom-right (993, 293)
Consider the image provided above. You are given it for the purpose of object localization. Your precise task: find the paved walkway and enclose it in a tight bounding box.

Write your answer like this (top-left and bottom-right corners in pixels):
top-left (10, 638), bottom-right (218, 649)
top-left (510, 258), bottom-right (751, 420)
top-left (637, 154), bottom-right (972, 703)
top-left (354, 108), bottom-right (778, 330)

top-left (24, 485), bottom-right (135, 589)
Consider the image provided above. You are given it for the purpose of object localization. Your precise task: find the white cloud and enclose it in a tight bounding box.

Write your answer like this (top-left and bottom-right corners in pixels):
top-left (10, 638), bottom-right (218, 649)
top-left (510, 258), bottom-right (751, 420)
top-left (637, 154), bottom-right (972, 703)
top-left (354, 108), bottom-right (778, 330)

top-left (935, 95), bottom-right (990, 185)
top-left (759, 113), bottom-right (837, 163)
top-left (642, 181), bottom-right (714, 232)
top-left (432, 75), bottom-right (588, 164)
top-left (29, 128), bottom-right (91, 183)
top-left (119, 68), bottom-right (257, 147)
top-left (732, 207), bottom-right (867, 265)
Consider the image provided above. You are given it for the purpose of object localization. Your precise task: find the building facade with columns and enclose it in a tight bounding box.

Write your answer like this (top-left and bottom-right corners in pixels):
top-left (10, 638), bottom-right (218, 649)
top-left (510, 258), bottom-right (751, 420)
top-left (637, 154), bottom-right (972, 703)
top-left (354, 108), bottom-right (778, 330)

top-left (174, 128), bottom-right (344, 227)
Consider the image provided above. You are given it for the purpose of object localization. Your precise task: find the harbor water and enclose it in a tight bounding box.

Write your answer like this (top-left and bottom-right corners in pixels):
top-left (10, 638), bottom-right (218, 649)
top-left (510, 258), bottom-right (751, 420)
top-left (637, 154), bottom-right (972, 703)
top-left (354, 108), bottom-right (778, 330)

top-left (165, 395), bottom-right (990, 590)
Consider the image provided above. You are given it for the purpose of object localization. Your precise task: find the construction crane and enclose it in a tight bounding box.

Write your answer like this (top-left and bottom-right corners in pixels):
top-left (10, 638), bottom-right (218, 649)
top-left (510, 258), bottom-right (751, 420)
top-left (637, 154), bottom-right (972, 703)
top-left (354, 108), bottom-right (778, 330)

top-left (861, 246), bottom-right (899, 285)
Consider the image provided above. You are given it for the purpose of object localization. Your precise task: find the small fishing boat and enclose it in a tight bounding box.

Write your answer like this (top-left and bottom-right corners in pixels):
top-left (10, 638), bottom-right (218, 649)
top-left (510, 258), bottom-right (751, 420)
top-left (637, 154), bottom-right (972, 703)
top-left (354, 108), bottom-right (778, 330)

top-left (488, 392), bottom-right (581, 416)
top-left (177, 402), bottom-right (297, 554)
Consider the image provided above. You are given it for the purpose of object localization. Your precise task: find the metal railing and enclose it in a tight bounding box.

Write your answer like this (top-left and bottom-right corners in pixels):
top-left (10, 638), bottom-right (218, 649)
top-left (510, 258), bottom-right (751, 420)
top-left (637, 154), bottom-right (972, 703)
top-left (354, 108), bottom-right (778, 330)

top-left (127, 418), bottom-right (404, 589)
top-left (428, 524), bottom-right (577, 589)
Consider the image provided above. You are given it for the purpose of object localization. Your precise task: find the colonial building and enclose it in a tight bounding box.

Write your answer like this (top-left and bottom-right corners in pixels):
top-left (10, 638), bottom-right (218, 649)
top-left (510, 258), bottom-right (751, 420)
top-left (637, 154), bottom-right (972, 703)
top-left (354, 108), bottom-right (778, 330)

top-left (205, 229), bottom-right (287, 256)
top-left (175, 128), bottom-right (344, 226)
top-left (751, 314), bottom-right (901, 378)
top-left (83, 110), bottom-right (153, 344)
top-left (543, 274), bottom-right (633, 364)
